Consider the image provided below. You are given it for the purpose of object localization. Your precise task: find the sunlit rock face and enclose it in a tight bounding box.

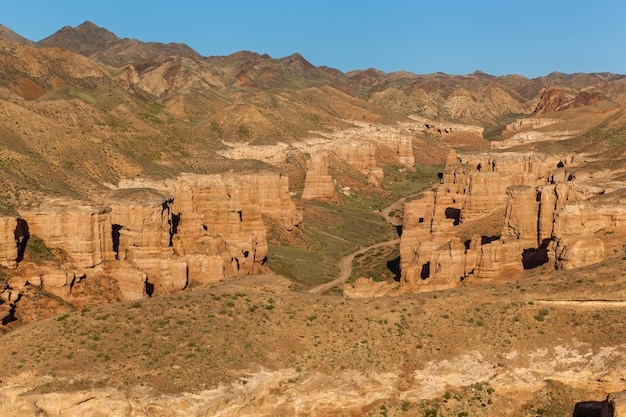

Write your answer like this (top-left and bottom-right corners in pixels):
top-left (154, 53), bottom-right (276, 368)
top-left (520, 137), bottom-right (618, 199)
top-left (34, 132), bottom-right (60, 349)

top-left (400, 148), bottom-right (626, 291)
top-left (0, 170), bottom-right (301, 310)
top-left (302, 151), bottom-right (335, 200)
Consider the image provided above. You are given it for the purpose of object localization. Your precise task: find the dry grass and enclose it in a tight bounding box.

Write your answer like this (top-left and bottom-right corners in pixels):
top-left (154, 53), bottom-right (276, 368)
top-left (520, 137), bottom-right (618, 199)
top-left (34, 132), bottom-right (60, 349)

top-left (2, 258), bottom-right (626, 414)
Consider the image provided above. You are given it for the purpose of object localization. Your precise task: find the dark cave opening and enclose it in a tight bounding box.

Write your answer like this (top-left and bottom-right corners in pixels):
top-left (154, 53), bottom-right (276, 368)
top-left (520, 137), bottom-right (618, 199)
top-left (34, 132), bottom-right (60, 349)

top-left (444, 207), bottom-right (461, 226)
top-left (522, 239), bottom-right (550, 269)
top-left (111, 224), bottom-right (122, 260)
top-left (15, 218), bottom-right (29, 264)
top-left (169, 213), bottom-right (181, 246)
top-left (387, 256), bottom-right (401, 281)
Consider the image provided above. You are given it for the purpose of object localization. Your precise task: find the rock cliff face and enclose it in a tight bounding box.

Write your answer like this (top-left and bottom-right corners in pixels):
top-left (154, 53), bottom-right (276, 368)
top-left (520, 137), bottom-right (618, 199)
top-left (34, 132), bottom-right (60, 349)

top-left (168, 173), bottom-right (268, 280)
top-left (215, 121), bottom-right (419, 200)
top-left (218, 143), bottom-right (289, 166)
top-left (120, 171), bottom-right (302, 282)
top-left (492, 117), bottom-right (579, 149)
top-left (400, 148), bottom-right (626, 291)
top-left (0, 217), bottom-right (27, 269)
top-left (302, 151), bottom-right (335, 200)
top-left (0, 171), bottom-right (301, 322)
top-left (106, 189), bottom-right (188, 293)
top-left (20, 199), bottom-right (113, 269)
top-left (408, 115), bottom-right (485, 138)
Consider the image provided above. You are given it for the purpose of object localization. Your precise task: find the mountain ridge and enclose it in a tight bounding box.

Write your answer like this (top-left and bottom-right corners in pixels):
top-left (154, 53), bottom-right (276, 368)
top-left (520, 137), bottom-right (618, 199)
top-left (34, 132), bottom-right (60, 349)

top-left (0, 19), bottom-right (626, 417)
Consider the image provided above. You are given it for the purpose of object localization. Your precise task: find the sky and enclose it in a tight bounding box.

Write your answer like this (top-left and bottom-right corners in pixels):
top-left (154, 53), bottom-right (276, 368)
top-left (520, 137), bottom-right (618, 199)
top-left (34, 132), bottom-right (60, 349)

top-left (2, 0), bottom-right (625, 78)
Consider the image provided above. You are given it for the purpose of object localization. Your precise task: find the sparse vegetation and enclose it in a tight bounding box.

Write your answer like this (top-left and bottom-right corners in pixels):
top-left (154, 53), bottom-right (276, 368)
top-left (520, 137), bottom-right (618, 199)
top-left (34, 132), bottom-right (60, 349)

top-left (0, 20), bottom-right (625, 416)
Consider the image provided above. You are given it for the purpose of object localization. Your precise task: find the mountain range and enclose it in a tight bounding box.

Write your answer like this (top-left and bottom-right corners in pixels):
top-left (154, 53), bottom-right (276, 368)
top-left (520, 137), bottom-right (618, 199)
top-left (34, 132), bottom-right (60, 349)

top-left (1, 20), bottom-right (626, 416)
top-left (0, 21), bottom-right (620, 211)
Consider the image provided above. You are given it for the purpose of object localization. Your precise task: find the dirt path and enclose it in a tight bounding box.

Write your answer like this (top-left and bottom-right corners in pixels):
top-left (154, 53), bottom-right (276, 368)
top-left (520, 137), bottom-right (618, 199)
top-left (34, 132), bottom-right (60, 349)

top-left (309, 238), bottom-right (400, 294)
top-left (309, 194), bottom-right (409, 295)
top-left (380, 197), bottom-right (405, 226)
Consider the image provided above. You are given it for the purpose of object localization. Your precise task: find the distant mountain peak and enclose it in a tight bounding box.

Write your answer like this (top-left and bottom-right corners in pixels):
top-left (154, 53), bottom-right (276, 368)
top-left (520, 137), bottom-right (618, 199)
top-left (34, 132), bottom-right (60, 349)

top-left (0, 23), bottom-right (35, 46)
top-left (74, 21), bottom-right (118, 39)
top-left (37, 21), bottom-right (200, 67)
top-left (38, 20), bottom-right (120, 55)
top-left (76, 20), bottom-right (99, 30)
top-left (277, 52), bottom-right (316, 71)
top-left (470, 70), bottom-right (494, 78)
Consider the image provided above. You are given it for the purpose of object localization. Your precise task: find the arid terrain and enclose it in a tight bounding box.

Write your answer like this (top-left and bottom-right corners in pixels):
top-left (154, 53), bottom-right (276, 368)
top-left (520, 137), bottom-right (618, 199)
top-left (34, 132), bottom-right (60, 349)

top-left (0, 21), bottom-right (626, 416)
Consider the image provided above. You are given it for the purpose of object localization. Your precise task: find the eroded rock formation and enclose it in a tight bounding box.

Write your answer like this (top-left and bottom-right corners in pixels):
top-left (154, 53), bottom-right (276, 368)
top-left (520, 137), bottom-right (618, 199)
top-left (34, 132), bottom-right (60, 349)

top-left (400, 148), bottom-right (626, 291)
top-left (302, 151), bottom-right (335, 200)
top-left (0, 217), bottom-right (27, 269)
top-left (0, 171), bottom-right (301, 321)
top-left (20, 199), bottom-right (113, 269)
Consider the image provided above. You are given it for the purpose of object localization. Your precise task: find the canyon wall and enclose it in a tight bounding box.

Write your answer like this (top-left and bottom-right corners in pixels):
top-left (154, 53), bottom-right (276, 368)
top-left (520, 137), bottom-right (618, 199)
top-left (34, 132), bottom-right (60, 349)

top-left (302, 151), bottom-right (335, 200)
top-left (400, 149), bottom-right (626, 291)
top-left (0, 171), bottom-right (301, 318)
top-left (217, 121), bottom-right (418, 200)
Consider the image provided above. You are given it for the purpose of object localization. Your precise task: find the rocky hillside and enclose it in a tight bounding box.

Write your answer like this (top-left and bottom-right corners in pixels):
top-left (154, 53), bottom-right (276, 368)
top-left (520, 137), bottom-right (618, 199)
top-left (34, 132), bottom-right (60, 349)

top-left (0, 20), bottom-right (626, 416)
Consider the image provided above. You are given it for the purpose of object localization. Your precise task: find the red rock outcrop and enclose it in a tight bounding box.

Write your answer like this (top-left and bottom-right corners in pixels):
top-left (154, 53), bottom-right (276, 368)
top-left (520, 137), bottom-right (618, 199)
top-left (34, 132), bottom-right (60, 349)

top-left (106, 188), bottom-right (188, 293)
top-left (0, 170), bottom-right (301, 314)
top-left (401, 149), bottom-right (613, 289)
top-left (331, 141), bottom-right (384, 183)
top-left (0, 217), bottom-right (27, 269)
top-left (552, 236), bottom-right (605, 270)
top-left (136, 171), bottom-right (302, 283)
top-left (168, 173), bottom-right (268, 281)
top-left (302, 151), bottom-right (335, 200)
top-left (534, 87), bottom-right (607, 114)
top-left (401, 147), bottom-right (626, 291)
top-left (501, 185), bottom-right (540, 242)
top-left (19, 199), bottom-right (113, 269)
top-left (474, 240), bottom-right (528, 279)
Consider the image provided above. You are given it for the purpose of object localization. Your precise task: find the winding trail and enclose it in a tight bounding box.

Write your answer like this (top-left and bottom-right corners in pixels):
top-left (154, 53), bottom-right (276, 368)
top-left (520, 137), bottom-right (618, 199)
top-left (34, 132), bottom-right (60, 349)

top-left (309, 194), bottom-right (409, 295)
top-left (309, 238), bottom-right (400, 294)
top-left (380, 196), bottom-right (406, 227)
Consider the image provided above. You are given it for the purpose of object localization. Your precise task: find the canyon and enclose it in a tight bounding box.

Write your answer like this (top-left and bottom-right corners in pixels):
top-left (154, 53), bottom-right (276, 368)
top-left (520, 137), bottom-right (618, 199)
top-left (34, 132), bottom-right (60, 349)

top-left (399, 146), bottom-right (626, 292)
top-left (0, 20), bottom-right (625, 417)
top-left (0, 170), bottom-right (302, 323)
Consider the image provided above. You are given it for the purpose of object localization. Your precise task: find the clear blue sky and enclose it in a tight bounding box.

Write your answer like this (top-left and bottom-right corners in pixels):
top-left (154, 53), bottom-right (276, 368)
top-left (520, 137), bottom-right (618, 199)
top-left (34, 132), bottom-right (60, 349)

top-left (2, 0), bottom-right (625, 78)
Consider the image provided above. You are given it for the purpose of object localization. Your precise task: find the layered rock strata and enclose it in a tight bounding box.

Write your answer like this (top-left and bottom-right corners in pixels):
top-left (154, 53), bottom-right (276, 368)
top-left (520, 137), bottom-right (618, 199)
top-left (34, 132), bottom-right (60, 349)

top-left (120, 172), bottom-right (302, 282)
top-left (217, 122), bottom-right (417, 200)
top-left (20, 199), bottom-right (113, 269)
top-left (400, 150), bottom-right (626, 291)
top-left (0, 171), bottom-right (301, 314)
top-left (0, 217), bottom-right (27, 269)
top-left (218, 143), bottom-right (289, 166)
top-left (301, 151), bottom-right (335, 200)
top-left (106, 188), bottom-right (188, 293)
top-left (408, 115), bottom-right (485, 137)
top-left (493, 116), bottom-right (579, 149)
